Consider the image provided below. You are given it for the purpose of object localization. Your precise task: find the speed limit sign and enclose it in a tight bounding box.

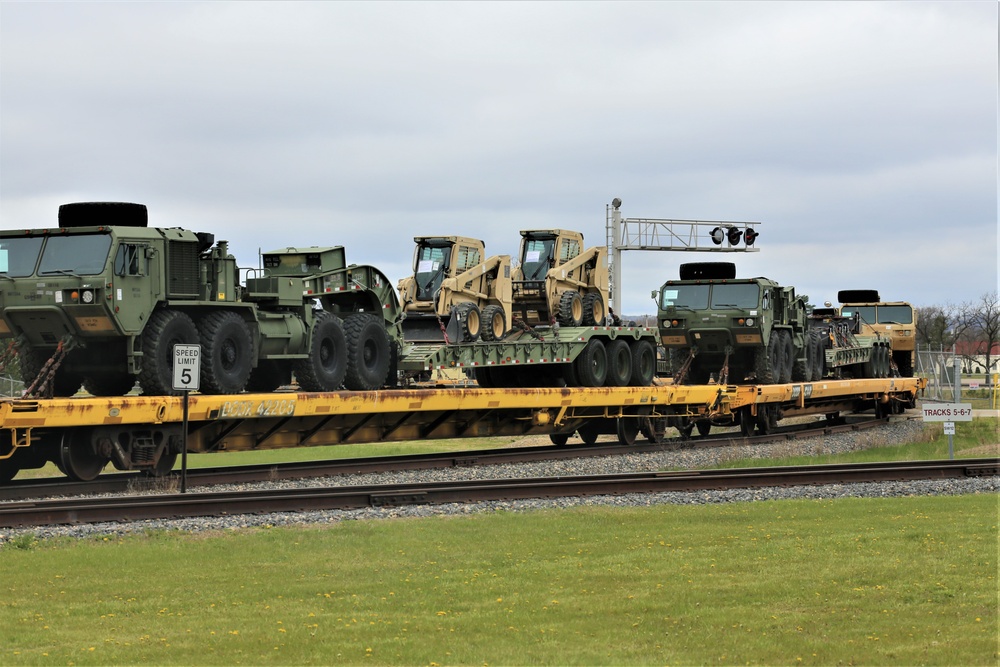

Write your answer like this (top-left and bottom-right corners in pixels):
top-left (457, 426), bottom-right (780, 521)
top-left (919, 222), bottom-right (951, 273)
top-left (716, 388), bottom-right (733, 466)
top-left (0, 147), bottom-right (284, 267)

top-left (173, 344), bottom-right (201, 391)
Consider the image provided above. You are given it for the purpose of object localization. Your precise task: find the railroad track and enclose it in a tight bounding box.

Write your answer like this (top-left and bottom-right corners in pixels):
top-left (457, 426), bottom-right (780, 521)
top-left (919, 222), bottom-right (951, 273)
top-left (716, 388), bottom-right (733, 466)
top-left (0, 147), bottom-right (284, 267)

top-left (1, 415), bottom-right (897, 501)
top-left (2, 458), bottom-right (996, 528)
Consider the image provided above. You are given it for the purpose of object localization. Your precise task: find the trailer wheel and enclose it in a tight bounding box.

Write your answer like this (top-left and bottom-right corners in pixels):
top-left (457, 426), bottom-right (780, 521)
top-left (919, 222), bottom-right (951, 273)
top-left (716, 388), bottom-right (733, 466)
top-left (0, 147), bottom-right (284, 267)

top-left (344, 313), bottom-right (392, 391)
top-left (573, 338), bottom-right (608, 387)
top-left (295, 312), bottom-right (347, 392)
top-left (557, 291), bottom-right (584, 327)
top-left (58, 430), bottom-right (108, 482)
top-left (139, 310), bottom-right (200, 396)
top-left (581, 292), bottom-right (605, 326)
top-left (199, 310), bottom-right (254, 394)
top-left (480, 305), bottom-right (506, 342)
top-left (605, 339), bottom-right (632, 387)
top-left (629, 340), bottom-right (656, 386)
top-left (84, 372), bottom-right (136, 397)
top-left (247, 360), bottom-right (292, 393)
top-left (474, 367), bottom-right (495, 388)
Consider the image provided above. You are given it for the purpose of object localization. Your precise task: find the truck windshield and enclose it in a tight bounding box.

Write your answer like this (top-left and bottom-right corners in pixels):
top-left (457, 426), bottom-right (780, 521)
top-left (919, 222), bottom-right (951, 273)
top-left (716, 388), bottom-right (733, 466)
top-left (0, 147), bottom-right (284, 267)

top-left (520, 237), bottom-right (555, 281)
top-left (710, 283), bottom-right (760, 309)
top-left (843, 306), bottom-right (876, 325)
top-left (875, 305), bottom-right (913, 324)
top-left (37, 233), bottom-right (112, 276)
top-left (0, 236), bottom-right (45, 277)
top-left (660, 284), bottom-right (710, 310)
top-left (415, 244), bottom-right (451, 301)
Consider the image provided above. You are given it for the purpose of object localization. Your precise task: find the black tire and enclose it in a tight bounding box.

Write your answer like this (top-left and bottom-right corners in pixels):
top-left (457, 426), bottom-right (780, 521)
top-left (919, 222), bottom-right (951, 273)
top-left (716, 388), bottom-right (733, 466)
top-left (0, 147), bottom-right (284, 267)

top-left (83, 372), bottom-right (136, 397)
top-left (573, 338), bottom-right (608, 387)
top-left (812, 334), bottom-right (826, 380)
top-left (453, 303), bottom-right (481, 343)
top-left (581, 292), bottom-right (605, 326)
top-left (247, 359), bottom-right (292, 393)
top-left (605, 339), bottom-right (632, 387)
top-left (616, 418), bottom-right (639, 445)
top-left (895, 352), bottom-right (913, 377)
top-left (792, 332), bottom-right (811, 382)
top-left (294, 312), bottom-right (347, 392)
top-left (480, 305), bottom-right (506, 342)
top-left (58, 202), bottom-right (148, 228)
top-left (199, 310), bottom-right (254, 394)
top-left (19, 345), bottom-right (83, 397)
top-left (474, 367), bottom-right (495, 388)
top-left (629, 340), bottom-right (656, 386)
top-left (344, 313), bottom-right (392, 391)
top-left (778, 330), bottom-right (794, 383)
top-left (139, 310), bottom-right (199, 396)
top-left (754, 332), bottom-right (781, 384)
top-left (557, 291), bottom-right (584, 327)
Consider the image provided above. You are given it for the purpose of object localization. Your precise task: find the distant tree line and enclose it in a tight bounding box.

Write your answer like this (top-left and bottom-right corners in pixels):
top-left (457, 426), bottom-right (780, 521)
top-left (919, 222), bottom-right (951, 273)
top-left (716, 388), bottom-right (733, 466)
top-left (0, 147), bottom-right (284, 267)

top-left (917, 290), bottom-right (999, 378)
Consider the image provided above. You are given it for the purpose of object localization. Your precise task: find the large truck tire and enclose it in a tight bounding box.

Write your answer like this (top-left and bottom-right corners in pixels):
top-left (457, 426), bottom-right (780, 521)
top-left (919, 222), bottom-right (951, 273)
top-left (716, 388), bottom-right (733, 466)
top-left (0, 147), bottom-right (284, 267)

top-left (344, 313), bottom-right (392, 391)
top-left (246, 360), bottom-right (292, 393)
top-left (573, 338), bottom-right (608, 387)
top-left (199, 310), bottom-right (254, 394)
top-left (480, 305), bottom-right (506, 342)
top-left (294, 312), bottom-right (347, 392)
top-left (754, 332), bottom-right (781, 384)
top-left (628, 340), bottom-right (656, 386)
top-left (84, 372), bottom-right (136, 397)
top-left (139, 310), bottom-right (199, 396)
top-left (605, 339), bottom-right (632, 387)
top-left (778, 330), bottom-right (794, 383)
top-left (19, 344), bottom-right (83, 397)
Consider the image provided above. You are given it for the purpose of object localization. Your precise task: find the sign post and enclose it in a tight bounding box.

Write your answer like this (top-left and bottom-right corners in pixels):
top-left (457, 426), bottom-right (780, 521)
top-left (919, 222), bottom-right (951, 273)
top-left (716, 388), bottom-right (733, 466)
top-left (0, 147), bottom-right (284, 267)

top-left (172, 344), bottom-right (201, 493)
top-left (921, 403), bottom-right (972, 460)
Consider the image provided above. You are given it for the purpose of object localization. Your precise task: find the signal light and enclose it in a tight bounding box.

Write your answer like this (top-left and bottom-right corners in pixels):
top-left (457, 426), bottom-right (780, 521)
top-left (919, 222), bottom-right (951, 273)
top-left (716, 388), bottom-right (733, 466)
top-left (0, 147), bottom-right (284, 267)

top-left (727, 227), bottom-right (742, 245)
top-left (744, 228), bottom-right (758, 245)
top-left (710, 227), bottom-right (725, 245)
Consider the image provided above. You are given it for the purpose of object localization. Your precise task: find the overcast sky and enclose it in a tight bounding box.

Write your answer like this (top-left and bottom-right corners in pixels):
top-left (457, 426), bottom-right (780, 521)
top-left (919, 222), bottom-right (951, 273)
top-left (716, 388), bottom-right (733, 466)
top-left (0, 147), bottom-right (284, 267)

top-left (1, 2), bottom-right (996, 315)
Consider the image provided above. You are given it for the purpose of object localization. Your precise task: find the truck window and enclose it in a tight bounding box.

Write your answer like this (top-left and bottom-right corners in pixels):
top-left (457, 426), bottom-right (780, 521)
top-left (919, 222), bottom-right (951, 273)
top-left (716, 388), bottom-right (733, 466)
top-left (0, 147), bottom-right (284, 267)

top-left (456, 246), bottom-right (480, 272)
top-left (845, 306), bottom-right (876, 325)
top-left (521, 238), bottom-right (555, 281)
top-left (0, 237), bottom-right (44, 276)
top-left (37, 233), bottom-right (112, 276)
top-left (661, 284), bottom-right (710, 310)
top-left (415, 245), bottom-right (450, 301)
top-left (710, 283), bottom-right (760, 309)
top-left (114, 244), bottom-right (144, 276)
top-left (875, 305), bottom-right (913, 324)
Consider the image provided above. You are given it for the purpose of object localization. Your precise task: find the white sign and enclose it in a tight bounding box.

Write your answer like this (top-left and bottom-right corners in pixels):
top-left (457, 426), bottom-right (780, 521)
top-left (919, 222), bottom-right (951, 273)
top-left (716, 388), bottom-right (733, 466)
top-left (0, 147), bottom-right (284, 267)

top-left (921, 403), bottom-right (973, 422)
top-left (172, 344), bottom-right (201, 391)
top-left (943, 422), bottom-right (956, 435)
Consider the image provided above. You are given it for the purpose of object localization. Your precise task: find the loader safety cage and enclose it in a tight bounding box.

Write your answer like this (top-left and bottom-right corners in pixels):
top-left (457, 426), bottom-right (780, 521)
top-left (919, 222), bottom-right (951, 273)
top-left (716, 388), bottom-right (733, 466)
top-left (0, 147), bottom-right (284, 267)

top-left (1, 377), bottom-right (925, 461)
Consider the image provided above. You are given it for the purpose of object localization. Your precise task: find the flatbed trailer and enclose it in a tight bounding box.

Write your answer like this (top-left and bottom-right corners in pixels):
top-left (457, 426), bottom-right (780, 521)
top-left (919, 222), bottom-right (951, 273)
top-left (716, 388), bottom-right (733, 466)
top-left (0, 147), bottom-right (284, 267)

top-left (0, 376), bottom-right (925, 482)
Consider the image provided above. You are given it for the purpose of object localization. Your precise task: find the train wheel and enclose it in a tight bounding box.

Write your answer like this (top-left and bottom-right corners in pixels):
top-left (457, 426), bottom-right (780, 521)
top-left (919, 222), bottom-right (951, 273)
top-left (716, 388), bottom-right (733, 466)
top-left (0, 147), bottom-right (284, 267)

top-left (577, 421), bottom-right (600, 445)
top-left (480, 305), bottom-right (506, 342)
top-left (616, 418), bottom-right (639, 445)
top-left (640, 416), bottom-right (668, 443)
top-left (756, 405), bottom-right (777, 435)
top-left (581, 292), bottom-right (605, 326)
top-left (605, 339), bottom-right (632, 387)
top-left (84, 371), bottom-right (136, 397)
top-left (143, 452), bottom-right (177, 477)
top-left (629, 340), bottom-right (656, 386)
top-left (139, 310), bottom-right (200, 396)
top-left (344, 314), bottom-right (392, 391)
top-left (739, 407), bottom-right (755, 437)
top-left (199, 310), bottom-right (254, 394)
top-left (58, 431), bottom-right (108, 482)
top-left (573, 339), bottom-right (608, 387)
top-left (696, 421), bottom-right (711, 437)
top-left (549, 433), bottom-right (570, 446)
top-left (557, 291), bottom-right (584, 327)
top-left (247, 359), bottom-right (292, 392)
top-left (295, 313), bottom-right (347, 392)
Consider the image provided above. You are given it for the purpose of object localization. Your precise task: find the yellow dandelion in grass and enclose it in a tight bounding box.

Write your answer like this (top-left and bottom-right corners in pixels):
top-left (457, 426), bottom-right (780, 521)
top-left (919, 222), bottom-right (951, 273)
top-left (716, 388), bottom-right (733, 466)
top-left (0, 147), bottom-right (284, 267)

top-left (436, 611), bottom-right (448, 616)
top-left (496, 598), bottom-right (503, 603)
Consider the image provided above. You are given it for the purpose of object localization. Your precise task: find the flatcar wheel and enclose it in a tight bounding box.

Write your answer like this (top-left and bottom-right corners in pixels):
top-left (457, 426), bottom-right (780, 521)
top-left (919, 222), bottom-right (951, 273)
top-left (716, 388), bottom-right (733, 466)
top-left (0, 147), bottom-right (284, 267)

top-left (739, 407), bottom-right (755, 437)
top-left (58, 431), bottom-right (108, 482)
top-left (616, 418), bottom-right (639, 446)
top-left (143, 452), bottom-right (177, 477)
top-left (549, 433), bottom-right (570, 446)
top-left (696, 420), bottom-right (711, 437)
top-left (577, 421), bottom-right (600, 445)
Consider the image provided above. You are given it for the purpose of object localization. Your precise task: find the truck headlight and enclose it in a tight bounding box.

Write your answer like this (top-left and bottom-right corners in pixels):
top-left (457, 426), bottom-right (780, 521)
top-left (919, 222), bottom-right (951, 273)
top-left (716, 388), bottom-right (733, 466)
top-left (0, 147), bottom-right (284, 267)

top-left (81, 289), bottom-right (95, 304)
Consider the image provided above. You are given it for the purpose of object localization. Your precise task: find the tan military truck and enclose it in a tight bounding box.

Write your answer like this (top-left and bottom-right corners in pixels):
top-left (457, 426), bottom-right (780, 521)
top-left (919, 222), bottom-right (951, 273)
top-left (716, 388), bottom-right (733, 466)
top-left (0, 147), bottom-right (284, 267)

top-left (838, 290), bottom-right (917, 376)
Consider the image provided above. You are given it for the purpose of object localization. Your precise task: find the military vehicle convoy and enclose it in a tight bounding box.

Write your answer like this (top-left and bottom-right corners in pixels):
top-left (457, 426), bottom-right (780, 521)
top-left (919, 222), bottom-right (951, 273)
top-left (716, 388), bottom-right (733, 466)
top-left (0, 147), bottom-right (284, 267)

top-left (653, 263), bottom-right (892, 385)
top-left (0, 202), bottom-right (656, 403)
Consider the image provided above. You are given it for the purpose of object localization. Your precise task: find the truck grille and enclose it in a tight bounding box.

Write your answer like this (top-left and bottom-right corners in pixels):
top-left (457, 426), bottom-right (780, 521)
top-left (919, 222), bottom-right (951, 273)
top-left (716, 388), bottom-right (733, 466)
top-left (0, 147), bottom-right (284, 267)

top-left (167, 241), bottom-right (200, 298)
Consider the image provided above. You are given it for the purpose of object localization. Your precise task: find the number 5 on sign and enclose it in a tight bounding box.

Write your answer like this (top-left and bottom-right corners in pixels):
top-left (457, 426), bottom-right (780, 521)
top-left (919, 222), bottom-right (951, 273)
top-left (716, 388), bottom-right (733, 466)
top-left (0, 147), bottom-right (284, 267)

top-left (173, 344), bottom-right (201, 391)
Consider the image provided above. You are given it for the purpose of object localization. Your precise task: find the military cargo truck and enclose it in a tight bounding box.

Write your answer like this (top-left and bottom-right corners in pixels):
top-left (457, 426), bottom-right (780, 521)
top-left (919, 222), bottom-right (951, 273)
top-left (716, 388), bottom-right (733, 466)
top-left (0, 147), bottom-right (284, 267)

top-left (838, 290), bottom-right (917, 376)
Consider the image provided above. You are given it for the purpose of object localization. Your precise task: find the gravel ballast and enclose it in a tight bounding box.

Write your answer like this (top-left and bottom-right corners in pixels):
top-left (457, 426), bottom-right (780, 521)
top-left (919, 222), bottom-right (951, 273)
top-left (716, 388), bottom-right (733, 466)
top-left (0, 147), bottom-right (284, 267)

top-left (2, 418), bottom-right (997, 544)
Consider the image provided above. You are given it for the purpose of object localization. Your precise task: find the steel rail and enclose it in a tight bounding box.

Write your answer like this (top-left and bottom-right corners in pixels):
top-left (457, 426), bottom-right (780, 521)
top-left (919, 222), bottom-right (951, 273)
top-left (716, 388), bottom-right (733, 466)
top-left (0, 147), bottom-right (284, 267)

top-left (2, 458), bottom-right (996, 528)
top-left (0, 416), bottom-right (893, 501)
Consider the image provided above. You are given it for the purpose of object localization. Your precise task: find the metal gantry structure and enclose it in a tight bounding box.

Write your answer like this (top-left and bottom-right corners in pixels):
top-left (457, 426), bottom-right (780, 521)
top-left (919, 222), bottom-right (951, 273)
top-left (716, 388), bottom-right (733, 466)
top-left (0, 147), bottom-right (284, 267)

top-left (605, 198), bottom-right (761, 313)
